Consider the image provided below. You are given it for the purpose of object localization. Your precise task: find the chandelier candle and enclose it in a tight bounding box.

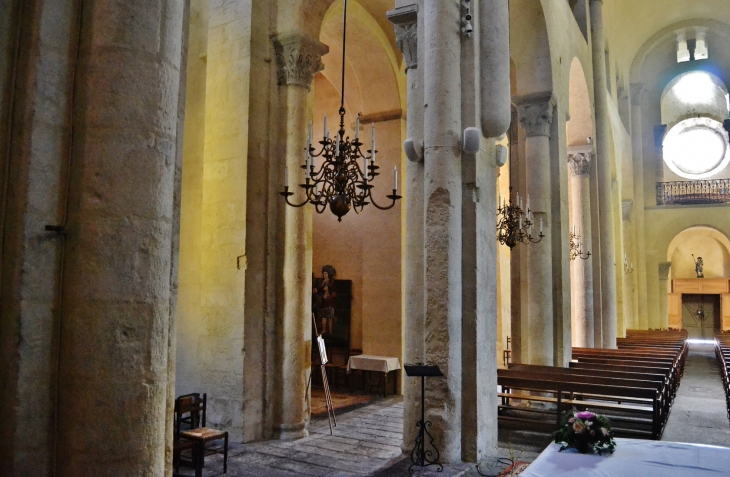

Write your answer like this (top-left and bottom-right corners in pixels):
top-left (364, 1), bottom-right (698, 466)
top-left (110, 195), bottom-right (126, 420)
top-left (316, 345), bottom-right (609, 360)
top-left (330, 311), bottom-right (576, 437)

top-left (371, 122), bottom-right (376, 163)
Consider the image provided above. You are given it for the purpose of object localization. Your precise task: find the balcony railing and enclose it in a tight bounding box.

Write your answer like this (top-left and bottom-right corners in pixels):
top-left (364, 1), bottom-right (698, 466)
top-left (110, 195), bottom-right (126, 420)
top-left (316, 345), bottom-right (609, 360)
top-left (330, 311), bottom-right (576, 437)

top-left (656, 179), bottom-right (730, 205)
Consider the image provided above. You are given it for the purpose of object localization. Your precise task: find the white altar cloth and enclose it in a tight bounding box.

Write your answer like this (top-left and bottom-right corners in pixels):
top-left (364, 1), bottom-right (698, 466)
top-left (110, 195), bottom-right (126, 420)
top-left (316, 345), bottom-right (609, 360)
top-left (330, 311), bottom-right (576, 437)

top-left (346, 354), bottom-right (401, 374)
top-left (522, 438), bottom-right (730, 477)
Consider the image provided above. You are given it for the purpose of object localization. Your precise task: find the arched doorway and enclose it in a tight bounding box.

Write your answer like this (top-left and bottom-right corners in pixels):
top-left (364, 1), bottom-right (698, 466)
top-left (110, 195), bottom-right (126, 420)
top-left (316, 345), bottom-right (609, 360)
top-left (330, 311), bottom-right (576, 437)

top-left (666, 226), bottom-right (730, 337)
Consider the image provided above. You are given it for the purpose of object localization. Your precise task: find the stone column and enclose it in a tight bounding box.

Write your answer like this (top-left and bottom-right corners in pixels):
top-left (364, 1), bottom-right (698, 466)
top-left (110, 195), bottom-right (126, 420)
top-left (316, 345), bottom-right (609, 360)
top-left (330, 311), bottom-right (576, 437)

top-left (568, 150), bottom-right (595, 348)
top-left (462, 0), bottom-right (498, 460)
top-left (516, 93), bottom-right (554, 365)
top-left (387, 3), bottom-right (424, 453)
top-left (621, 201), bottom-right (636, 332)
top-left (56, 1), bottom-right (186, 474)
top-left (590, 0), bottom-right (618, 348)
top-left (631, 83), bottom-right (649, 330)
top-left (423, 0), bottom-right (462, 462)
top-left (273, 33), bottom-right (328, 440)
top-left (658, 262), bottom-right (672, 330)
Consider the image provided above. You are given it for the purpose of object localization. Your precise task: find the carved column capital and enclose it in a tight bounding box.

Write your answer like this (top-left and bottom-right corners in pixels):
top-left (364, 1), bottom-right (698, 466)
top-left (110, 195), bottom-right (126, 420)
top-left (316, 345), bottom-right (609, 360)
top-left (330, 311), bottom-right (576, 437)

top-left (273, 34), bottom-right (329, 90)
top-left (515, 93), bottom-right (555, 138)
top-left (387, 4), bottom-right (418, 70)
top-left (568, 152), bottom-right (592, 176)
top-left (658, 262), bottom-right (672, 280)
top-left (630, 83), bottom-right (645, 106)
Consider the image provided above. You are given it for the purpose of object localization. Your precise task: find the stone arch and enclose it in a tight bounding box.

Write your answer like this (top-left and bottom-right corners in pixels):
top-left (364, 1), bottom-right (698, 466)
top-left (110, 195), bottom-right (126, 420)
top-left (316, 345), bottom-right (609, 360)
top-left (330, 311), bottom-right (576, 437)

top-left (667, 226), bottom-right (730, 279)
top-left (510, 0), bottom-right (553, 96)
top-left (311, 0), bottom-right (406, 363)
top-left (567, 58), bottom-right (594, 148)
top-left (629, 19), bottom-right (730, 86)
top-left (643, 208), bottom-right (730, 328)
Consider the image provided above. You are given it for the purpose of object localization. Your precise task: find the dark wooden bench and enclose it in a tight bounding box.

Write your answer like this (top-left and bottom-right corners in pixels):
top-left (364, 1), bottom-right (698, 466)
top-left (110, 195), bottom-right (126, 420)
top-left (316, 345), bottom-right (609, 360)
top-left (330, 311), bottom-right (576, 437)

top-left (497, 372), bottom-right (663, 439)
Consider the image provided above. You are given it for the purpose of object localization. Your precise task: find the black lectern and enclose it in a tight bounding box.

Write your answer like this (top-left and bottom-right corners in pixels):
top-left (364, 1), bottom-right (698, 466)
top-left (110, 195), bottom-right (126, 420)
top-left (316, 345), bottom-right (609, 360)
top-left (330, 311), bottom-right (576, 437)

top-left (404, 363), bottom-right (443, 474)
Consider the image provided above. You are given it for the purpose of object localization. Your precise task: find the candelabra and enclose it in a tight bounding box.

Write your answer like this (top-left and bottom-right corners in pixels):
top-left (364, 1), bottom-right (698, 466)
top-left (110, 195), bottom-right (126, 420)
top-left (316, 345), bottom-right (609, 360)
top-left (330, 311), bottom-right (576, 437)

top-left (496, 188), bottom-right (545, 248)
top-left (279, 0), bottom-right (401, 221)
top-left (623, 254), bottom-right (634, 274)
top-left (569, 229), bottom-right (591, 261)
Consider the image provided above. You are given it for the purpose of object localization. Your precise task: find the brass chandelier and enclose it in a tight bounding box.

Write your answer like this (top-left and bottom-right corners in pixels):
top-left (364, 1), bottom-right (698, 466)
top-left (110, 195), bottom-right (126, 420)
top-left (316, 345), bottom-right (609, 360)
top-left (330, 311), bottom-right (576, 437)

top-left (496, 188), bottom-right (544, 248)
top-left (569, 228), bottom-right (591, 261)
top-left (279, 0), bottom-right (401, 221)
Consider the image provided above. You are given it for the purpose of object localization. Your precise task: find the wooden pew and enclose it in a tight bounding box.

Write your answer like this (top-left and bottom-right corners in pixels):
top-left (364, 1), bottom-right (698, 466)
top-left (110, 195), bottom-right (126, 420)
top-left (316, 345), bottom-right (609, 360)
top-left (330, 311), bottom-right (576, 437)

top-left (505, 363), bottom-right (673, 423)
top-left (497, 371), bottom-right (663, 439)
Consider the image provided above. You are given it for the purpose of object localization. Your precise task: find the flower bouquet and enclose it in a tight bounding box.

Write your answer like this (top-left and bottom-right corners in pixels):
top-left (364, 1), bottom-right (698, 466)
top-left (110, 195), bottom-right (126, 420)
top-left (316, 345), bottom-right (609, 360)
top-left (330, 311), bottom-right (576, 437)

top-left (553, 411), bottom-right (616, 455)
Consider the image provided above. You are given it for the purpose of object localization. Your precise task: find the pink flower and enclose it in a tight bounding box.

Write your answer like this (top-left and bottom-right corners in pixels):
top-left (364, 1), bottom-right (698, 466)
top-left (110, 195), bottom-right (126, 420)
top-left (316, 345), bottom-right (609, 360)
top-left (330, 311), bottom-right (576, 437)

top-left (576, 411), bottom-right (595, 420)
top-left (568, 418), bottom-right (574, 423)
top-left (590, 430), bottom-right (595, 436)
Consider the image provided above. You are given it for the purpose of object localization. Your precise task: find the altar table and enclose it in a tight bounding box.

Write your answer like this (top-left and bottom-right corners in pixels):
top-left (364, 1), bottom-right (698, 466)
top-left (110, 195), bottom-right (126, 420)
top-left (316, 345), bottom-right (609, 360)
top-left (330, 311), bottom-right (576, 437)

top-left (521, 438), bottom-right (730, 477)
top-left (346, 354), bottom-right (401, 396)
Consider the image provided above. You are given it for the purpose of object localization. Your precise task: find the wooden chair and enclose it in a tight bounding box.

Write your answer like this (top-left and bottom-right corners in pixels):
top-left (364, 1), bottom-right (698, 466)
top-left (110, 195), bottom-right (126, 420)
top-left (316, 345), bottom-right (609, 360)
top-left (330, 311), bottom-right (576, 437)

top-left (503, 336), bottom-right (511, 367)
top-left (173, 437), bottom-right (201, 477)
top-left (175, 393), bottom-right (229, 474)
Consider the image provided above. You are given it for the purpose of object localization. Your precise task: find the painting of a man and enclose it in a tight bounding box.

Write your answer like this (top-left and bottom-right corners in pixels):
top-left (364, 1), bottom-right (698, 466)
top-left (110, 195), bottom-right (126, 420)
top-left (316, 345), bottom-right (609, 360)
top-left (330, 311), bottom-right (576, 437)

top-left (313, 265), bottom-right (337, 335)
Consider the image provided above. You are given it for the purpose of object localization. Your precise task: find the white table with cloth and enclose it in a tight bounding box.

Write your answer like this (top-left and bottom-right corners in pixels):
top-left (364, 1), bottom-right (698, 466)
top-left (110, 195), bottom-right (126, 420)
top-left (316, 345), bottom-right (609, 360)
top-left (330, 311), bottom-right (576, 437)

top-left (521, 438), bottom-right (730, 477)
top-left (346, 354), bottom-right (401, 396)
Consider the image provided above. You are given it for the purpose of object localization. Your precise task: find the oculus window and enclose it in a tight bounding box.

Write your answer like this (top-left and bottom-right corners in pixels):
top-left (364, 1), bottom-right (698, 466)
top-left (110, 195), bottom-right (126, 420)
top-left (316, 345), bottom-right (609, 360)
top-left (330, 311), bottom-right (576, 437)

top-left (663, 117), bottom-right (730, 179)
top-left (661, 71), bottom-right (730, 180)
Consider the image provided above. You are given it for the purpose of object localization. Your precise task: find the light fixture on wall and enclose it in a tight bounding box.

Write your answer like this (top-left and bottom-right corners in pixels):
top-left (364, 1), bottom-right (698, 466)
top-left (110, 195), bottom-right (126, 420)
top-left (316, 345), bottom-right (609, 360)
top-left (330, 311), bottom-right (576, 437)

top-left (496, 188), bottom-right (544, 248)
top-left (279, 0), bottom-right (401, 221)
top-left (623, 254), bottom-right (634, 274)
top-left (569, 228), bottom-right (591, 261)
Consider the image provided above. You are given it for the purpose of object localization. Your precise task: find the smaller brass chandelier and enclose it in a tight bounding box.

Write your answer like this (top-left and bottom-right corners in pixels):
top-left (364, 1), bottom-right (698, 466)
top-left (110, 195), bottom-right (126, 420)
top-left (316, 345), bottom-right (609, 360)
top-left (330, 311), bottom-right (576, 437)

top-left (279, 0), bottom-right (401, 221)
top-left (496, 188), bottom-right (544, 248)
top-left (569, 228), bottom-right (591, 261)
top-left (623, 254), bottom-right (634, 274)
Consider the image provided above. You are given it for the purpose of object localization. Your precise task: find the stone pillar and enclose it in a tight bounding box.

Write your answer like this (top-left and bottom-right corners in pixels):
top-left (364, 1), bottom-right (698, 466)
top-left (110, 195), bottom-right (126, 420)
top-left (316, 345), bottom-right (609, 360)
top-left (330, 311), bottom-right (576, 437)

top-left (621, 201), bottom-right (636, 332)
top-left (461, 0), bottom-right (498, 461)
top-left (590, 0), bottom-right (618, 349)
top-left (568, 149), bottom-right (595, 348)
top-left (273, 33), bottom-right (327, 440)
top-left (0, 1), bottom-right (75, 474)
top-left (516, 93), bottom-right (554, 365)
top-left (658, 262), bottom-right (672, 330)
top-left (387, 3), bottom-right (423, 453)
top-left (631, 83), bottom-right (649, 330)
top-left (423, 0), bottom-right (462, 462)
top-left (56, 1), bottom-right (186, 474)
top-left (479, 0), bottom-right (511, 138)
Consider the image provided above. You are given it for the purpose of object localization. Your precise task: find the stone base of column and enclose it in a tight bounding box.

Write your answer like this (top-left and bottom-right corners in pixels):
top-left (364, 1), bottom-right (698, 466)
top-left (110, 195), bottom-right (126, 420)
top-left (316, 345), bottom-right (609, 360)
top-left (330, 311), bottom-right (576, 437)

top-left (277, 421), bottom-right (309, 441)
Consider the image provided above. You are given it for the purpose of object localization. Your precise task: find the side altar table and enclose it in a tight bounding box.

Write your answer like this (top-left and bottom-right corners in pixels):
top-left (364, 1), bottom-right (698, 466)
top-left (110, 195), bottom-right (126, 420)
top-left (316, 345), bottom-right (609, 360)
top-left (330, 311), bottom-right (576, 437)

top-left (522, 438), bottom-right (730, 477)
top-left (346, 355), bottom-right (401, 396)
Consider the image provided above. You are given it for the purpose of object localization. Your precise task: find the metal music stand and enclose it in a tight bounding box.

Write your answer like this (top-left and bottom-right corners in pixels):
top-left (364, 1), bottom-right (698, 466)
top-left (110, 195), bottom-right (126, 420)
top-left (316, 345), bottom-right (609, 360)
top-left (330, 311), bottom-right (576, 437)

top-left (404, 363), bottom-right (444, 474)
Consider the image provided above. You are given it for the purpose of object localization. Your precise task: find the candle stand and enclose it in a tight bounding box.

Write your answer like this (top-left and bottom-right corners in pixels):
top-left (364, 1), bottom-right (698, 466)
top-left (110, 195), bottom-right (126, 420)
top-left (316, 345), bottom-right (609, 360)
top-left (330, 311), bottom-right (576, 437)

top-left (404, 363), bottom-right (444, 474)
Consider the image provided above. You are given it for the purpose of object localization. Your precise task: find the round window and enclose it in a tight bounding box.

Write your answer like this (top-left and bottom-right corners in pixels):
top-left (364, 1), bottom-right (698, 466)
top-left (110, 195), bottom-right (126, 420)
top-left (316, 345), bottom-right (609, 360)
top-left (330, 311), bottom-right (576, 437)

top-left (662, 117), bottom-right (730, 179)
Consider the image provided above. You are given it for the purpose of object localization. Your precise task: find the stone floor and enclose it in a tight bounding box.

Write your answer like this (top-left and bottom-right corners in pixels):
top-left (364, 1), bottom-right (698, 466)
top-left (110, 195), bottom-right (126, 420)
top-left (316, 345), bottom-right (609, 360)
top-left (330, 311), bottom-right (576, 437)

top-left (661, 341), bottom-right (730, 446)
top-left (177, 396), bottom-right (540, 477)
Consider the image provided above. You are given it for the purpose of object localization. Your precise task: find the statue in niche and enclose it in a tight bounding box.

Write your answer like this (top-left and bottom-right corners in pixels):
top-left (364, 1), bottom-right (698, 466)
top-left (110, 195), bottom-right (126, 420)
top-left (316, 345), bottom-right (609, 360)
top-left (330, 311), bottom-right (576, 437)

top-left (693, 255), bottom-right (704, 278)
top-left (313, 265), bottom-right (337, 335)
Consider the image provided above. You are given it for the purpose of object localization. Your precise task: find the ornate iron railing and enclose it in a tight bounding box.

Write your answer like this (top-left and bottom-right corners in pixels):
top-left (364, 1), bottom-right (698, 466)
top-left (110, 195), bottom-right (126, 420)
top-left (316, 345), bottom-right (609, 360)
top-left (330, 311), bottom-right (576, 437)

top-left (656, 179), bottom-right (730, 205)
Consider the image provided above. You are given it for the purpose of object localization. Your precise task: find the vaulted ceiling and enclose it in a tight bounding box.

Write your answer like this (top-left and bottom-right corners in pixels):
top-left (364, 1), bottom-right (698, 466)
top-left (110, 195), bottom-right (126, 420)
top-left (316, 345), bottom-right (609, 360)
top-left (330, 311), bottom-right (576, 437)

top-left (604, 0), bottom-right (730, 72)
